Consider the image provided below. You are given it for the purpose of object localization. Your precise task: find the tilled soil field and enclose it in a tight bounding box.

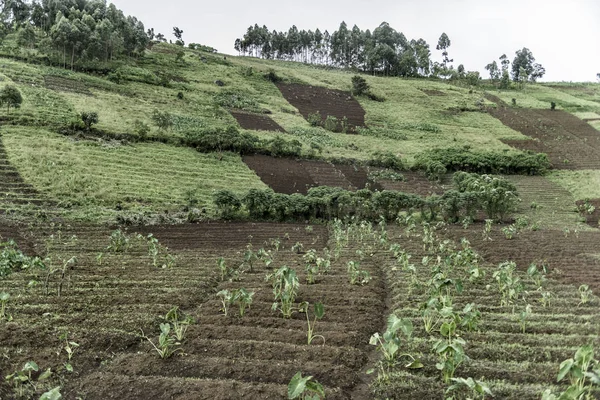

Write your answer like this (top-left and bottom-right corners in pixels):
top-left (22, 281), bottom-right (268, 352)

top-left (276, 83), bottom-right (366, 132)
top-left (0, 221), bottom-right (386, 399)
top-left (486, 94), bottom-right (600, 169)
top-left (576, 198), bottom-right (600, 228)
top-left (43, 75), bottom-right (93, 96)
top-left (242, 154), bottom-right (382, 194)
top-left (369, 224), bottom-right (600, 399)
top-left (229, 110), bottom-right (286, 132)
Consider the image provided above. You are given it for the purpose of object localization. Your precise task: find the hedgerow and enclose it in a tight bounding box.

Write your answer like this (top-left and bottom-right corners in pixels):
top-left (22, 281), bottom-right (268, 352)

top-left (213, 172), bottom-right (519, 222)
top-left (414, 147), bottom-right (551, 178)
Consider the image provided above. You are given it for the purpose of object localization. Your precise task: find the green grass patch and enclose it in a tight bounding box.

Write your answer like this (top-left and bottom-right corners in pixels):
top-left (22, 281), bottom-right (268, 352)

top-left (547, 170), bottom-right (600, 200)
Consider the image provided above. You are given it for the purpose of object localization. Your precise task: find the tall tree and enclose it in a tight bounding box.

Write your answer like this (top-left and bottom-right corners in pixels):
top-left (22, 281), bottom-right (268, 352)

top-left (485, 60), bottom-right (500, 81)
top-left (511, 48), bottom-right (544, 82)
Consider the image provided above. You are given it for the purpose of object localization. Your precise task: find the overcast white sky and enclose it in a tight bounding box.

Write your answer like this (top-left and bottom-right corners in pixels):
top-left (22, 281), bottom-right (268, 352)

top-left (112, 0), bottom-right (600, 82)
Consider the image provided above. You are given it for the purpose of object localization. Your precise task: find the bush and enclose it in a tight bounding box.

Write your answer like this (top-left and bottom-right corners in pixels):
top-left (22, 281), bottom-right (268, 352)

top-left (151, 109), bottom-right (173, 131)
top-left (213, 190), bottom-right (242, 219)
top-left (454, 172), bottom-right (519, 221)
top-left (351, 75), bottom-right (370, 96)
top-left (264, 69), bottom-right (283, 83)
top-left (306, 111), bottom-right (322, 127)
top-left (80, 111), bottom-right (99, 131)
top-left (0, 85), bottom-right (23, 113)
top-left (242, 189), bottom-right (274, 219)
top-left (133, 120), bottom-right (150, 139)
top-left (367, 151), bottom-right (404, 171)
top-left (323, 115), bottom-right (338, 132)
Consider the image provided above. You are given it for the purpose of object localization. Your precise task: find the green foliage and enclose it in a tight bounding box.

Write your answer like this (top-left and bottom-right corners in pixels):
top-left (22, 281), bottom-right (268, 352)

top-left (351, 75), bottom-right (370, 96)
top-left (106, 229), bottom-right (130, 253)
top-left (447, 377), bottom-right (493, 399)
top-left (0, 292), bottom-right (11, 321)
top-left (454, 172), bottom-right (520, 221)
top-left (543, 345), bottom-right (600, 399)
top-left (142, 322), bottom-right (183, 359)
top-left (299, 301), bottom-right (325, 345)
top-left (368, 151), bottom-right (405, 171)
top-left (288, 372), bottom-right (325, 400)
top-left (133, 119), bottom-right (150, 138)
top-left (492, 261), bottom-right (523, 306)
top-left (218, 288), bottom-right (254, 317)
top-left (267, 266), bottom-right (299, 319)
top-left (306, 111), bottom-right (322, 127)
top-left (347, 260), bottom-right (371, 285)
top-left (214, 90), bottom-right (262, 113)
top-left (323, 115), bottom-right (338, 132)
top-left (213, 190), bottom-right (242, 219)
top-left (151, 109), bottom-right (174, 131)
top-left (368, 169), bottom-right (404, 182)
top-left (368, 314), bottom-right (422, 381)
top-left (0, 85), bottom-right (23, 113)
top-left (40, 387), bottom-right (63, 400)
top-left (0, 240), bottom-right (46, 278)
top-left (80, 111), bottom-right (98, 131)
top-left (415, 147), bottom-right (551, 176)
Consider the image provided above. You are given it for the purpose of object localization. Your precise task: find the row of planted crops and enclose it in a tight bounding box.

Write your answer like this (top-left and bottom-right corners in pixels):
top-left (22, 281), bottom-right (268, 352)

top-left (0, 216), bottom-right (599, 399)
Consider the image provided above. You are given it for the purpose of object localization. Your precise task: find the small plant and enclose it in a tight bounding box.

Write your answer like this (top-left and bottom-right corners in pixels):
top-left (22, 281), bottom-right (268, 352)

top-left (291, 242), bottom-right (304, 254)
top-left (578, 284), bottom-right (594, 305)
top-left (288, 371), bottom-right (325, 400)
top-left (539, 290), bottom-right (555, 308)
top-left (233, 288), bottom-right (254, 317)
top-left (347, 261), bottom-right (371, 285)
top-left (40, 387), bottom-right (62, 400)
top-left (164, 306), bottom-right (194, 341)
top-left (217, 289), bottom-right (234, 316)
top-left (527, 262), bottom-right (548, 289)
top-left (303, 249), bottom-right (320, 284)
top-left (518, 304), bottom-right (533, 333)
top-left (133, 119), bottom-right (150, 138)
top-left (216, 257), bottom-right (237, 281)
top-left (242, 244), bottom-right (258, 272)
top-left (323, 115), bottom-right (338, 132)
top-left (492, 261), bottom-right (523, 306)
top-left (551, 345), bottom-right (600, 398)
top-left (482, 219), bottom-right (493, 241)
top-left (80, 111), bottom-right (99, 131)
top-left (267, 266), bottom-right (300, 319)
top-left (433, 320), bottom-right (467, 384)
top-left (141, 323), bottom-right (183, 359)
top-left (5, 361), bottom-right (52, 398)
top-left (59, 333), bottom-right (79, 373)
top-left (501, 224), bottom-right (517, 239)
top-left (107, 229), bottom-right (130, 253)
top-left (368, 314), bottom-right (423, 381)
top-left (299, 302), bottom-right (325, 345)
top-left (0, 292), bottom-right (11, 321)
top-left (306, 111), bottom-right (322, 127)
top-left (446, 377), bottom-right (493, 400)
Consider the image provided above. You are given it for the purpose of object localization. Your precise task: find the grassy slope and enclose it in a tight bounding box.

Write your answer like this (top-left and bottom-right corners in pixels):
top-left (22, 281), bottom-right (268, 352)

top-left (0, 43), bottom-right (599, 222)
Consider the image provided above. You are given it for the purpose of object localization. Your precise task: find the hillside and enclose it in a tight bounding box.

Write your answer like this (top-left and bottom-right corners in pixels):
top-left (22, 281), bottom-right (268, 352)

top-left (1, 36), bottom-right (600, 400)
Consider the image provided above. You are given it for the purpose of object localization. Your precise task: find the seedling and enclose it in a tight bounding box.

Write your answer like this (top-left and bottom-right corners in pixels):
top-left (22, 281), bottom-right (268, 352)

top-left (482, 219), bottom-right (493, 241)
top-left (578, 284), bottom-right (594, 305)
top-left (492, 261), bottom-right (523, 306)
top-left (446, 377), bottom-right (493, 399)
top-left (433, 325), bottom-right (467, 384)
top-left (539, 290), bottom-right (555, 308)
top-left (58, 333), bottom-right (79, 372)
top-left (291, 242), bottom-right (304, 254)
top-left (287, 371), bottom-right (325, 400)
top-left (518, 304), bottom-right (533, 333)
top-left (267, 266), bottom-right (299, 318)
top-left (96, 252), bottom-right (104, 266)
top-left (527, 262), bottom-right (548, 289)
top-left (141, 323), bottom-right (183, 359)
top-left (502, 224), bottom-right (517, 239)
top-left (347, 261), bottom-right (371, 285)
top-left (303, 250), bottom-right (320, 284)
top-left (233, 288), bottom-right (254, 317)
top-left (217, 289), bottom-right (234, 316)
top-left (107, 229), bottom-right (130, 252)
top-left (0, 292), bottom-right (12, 321)
top-left (368, 314), bottom-right (422, 381)
top-left (40, 387), bottom-right (62, 400)
top-left (556, 345), bottom-right (599, 396)
top-left (44, 256), bottom-right (77, 297)
top-left (242, 244), bottom-right (258, 272)
top-left (270, 238), bottom-right (282, 251)
top-left (299, 302), bottom-right (325, 345)
top-left (164, 306), bottom-right (194, 341)
top-left (5, 361), bottom-right (52, 398)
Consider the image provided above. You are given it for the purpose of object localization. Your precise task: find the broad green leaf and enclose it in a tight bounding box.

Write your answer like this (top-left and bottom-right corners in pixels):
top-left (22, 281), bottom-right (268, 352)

top-left (40, 387), bottom-right (62, 400)
top-left (369, 333), bottom-right (380, 346)
top-left (406, 358), bottom-right (424, 369)
top-left (288, 372), bottom-right (309, 399)
top-left (305, 380), bottom-right (325, 397)
top-left (38, 368), bottom-right (52, 381)
top-left (0, 292), bottom-right (9, 301)
top-left (557, 358), bottom-right (574, 382)
top-left (23, 361), bottom-right (39, 372)
top-left (159, 323), bottom-right (171, 335)
top-left (65, 363), bottom-right (73, 373)
top-left (314, 302), bottom-right (324, 319)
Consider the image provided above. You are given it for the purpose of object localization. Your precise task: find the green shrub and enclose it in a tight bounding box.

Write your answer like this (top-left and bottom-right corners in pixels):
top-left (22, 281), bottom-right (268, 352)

top-left (367, 151), bottom-right (404, 171)
top-left (306, 111), bottom-right (322, 127)
top-left (80, 111), bottom-right (99, 131)
top-left (351, 75), bottom-right (370, 96)
top-left (323, 115), bottom-right (338, 132)
top-left (454, 172), bottom-right (519, 221)
top-left (414, 147), bottom-right (550, 175)
top-left (213, 190), bottom-right (242, 219)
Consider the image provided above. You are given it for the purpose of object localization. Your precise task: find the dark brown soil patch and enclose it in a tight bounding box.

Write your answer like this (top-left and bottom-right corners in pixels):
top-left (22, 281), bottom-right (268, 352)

top-left (243, 154), bottom-right (379, 194)
top-left (44, 75), bottom-right (92, 96)
top-left (374, 170), bottom-right (448, 196)
top-left (420, 89), bottom-right (445, 96)
top-left (576, 198), bottom-right (600, 228)
top-left (276, 83), bottom-right (366, 132)
top-left (229, 110), bottom-right (285, 132)
top-left (486, 94), bottom-right (600, 169)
